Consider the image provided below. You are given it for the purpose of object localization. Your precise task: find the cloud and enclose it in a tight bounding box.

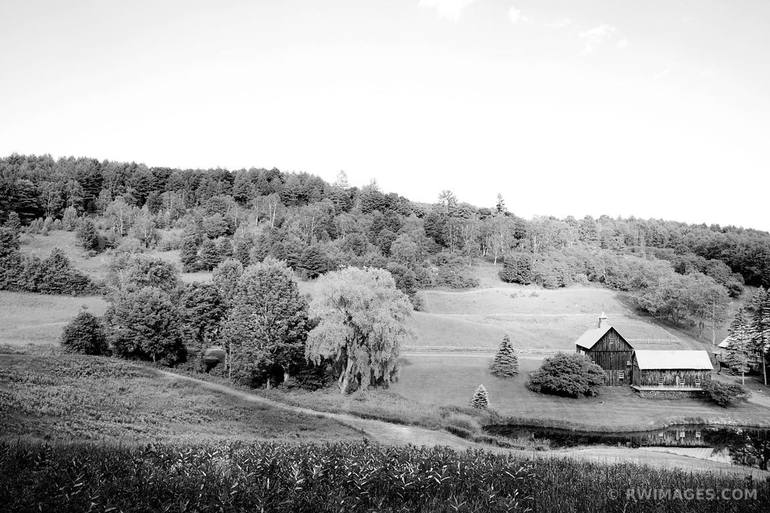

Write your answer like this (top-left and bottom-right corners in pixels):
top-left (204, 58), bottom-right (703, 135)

top-left (578, 24), bottom-right (620, 55)
top-left (418, 0), bottom-right (478, 22)
top-left (507, 6), bottom-right (529, 25)
top-left (545, 18), bottom-right (573, 30)
top-left (617, 38), bottom-right (629, 49)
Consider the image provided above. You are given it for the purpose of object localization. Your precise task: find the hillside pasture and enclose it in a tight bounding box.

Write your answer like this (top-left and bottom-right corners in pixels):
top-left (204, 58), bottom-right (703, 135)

top-left (19, 231), bottom-right (111, 280)
top-left (0, 291), bottom-right (108, 347)
top-left (411, 286), bottom-right (702, 352)
top-left (0, 354), bottom-right (358, 443)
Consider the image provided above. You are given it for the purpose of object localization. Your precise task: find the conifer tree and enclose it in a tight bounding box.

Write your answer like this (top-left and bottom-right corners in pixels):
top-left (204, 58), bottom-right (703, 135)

top-left (471, 384), bottom-right (489, 409)
top-left (180, 235), bottom-right (200, 272)
top-left (490, 334), bottom-right (519, 377)
top-left (725, 308), bottom-right (752, 385)
top-left (76, 217), bottom-right (99, 252)
top-left (199, 239), bottom-right (221, 271)
top-left (62, 206), bottom-right (78, 231)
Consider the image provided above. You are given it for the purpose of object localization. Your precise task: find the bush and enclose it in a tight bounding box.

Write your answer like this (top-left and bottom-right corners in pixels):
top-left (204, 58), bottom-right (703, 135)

top-left (60, 311), bottom-right (108, 355)
top-left (499, 253), bottom-right (533, 285)
top-left (471, 384), bottom-right (489, 409)
top-left (704, 380), bottom-right (750, 407)
top-left (527, 352), bottom-right (605, 397)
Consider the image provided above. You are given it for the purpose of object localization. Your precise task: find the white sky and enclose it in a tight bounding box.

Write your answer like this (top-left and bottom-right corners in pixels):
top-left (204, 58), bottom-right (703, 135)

top-left (1, 0), bottom-right (769, 230)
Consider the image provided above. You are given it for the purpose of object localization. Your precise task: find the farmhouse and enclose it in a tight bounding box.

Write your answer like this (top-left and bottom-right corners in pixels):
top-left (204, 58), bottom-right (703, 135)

top-left (574, 313), bottom-right (634, 386)
top-left (631, 350), bottom-right (713, 391)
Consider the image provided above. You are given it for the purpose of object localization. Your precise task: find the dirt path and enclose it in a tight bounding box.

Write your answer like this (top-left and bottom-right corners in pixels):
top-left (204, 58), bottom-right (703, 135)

top-left (158, 370), bottom-right (769, 479)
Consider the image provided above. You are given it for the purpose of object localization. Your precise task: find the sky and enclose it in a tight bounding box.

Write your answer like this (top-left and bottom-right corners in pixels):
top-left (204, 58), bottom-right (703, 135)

top-left (1, 0), bottom-right (769, 230)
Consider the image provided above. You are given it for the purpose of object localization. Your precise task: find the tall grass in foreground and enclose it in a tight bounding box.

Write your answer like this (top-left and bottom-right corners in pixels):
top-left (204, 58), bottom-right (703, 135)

top-left (0, 441), bottom-right (767, 512)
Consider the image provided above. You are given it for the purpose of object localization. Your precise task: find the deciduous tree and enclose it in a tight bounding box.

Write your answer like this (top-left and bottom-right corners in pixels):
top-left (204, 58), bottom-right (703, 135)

top-left (306, 267), bottom-right (412, 394)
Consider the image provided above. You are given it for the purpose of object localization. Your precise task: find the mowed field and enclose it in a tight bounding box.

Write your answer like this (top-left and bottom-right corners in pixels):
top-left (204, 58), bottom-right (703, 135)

top-left (392, 354), bottom-right (770, 429)
top-left (0, 354), bottom-right (359, 443)
top-left (0, 291), bottom-right (108, 346)
top-left (409, 284), bottom-right (703, 353)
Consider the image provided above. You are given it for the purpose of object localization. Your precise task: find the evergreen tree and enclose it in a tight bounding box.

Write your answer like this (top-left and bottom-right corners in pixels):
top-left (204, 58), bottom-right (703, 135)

top-left (233, 237), bottom-right (251, 266)
top-left (725, 308), bottom-right (752, 385)
top-left (60, 311), bottom-right (108, 355)
top-left (180, 235), bottom-right (200, 272)
top-left (471, 384), bottom-right (489, 409)
top-left (62, 206), bottom-right (78, 231)
top-left (298, 245), bottom-right (329, 278)
top-left (5, 212), bottom-right (21, 233)
top-left (199, 239), bottom-right (221, 271)
top-left (490, 334), bottom-right (519, 377)
top-left (217, 237), bottom-right (234, 260)
top-left (750, 289), bottom-right (770, 386)
top-left (76, 217), bottom-right (99, 252)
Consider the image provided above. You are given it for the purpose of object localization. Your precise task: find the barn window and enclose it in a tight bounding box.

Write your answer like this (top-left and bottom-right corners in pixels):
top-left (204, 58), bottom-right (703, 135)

top-left (679, 431), bottom-right (686, 439)
top-left (695, 380), bottom-right (701, 388)
top-left (658, 377), bottom-right (664, 386)
top-left (695, 431), bottom-right (701, 439)
top-left (618, 371), bottom-right (624, 381)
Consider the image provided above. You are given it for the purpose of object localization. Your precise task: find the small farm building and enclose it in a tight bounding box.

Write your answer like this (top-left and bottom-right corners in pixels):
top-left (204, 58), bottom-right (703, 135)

top-left (631, 350), bottom-right (713, 390)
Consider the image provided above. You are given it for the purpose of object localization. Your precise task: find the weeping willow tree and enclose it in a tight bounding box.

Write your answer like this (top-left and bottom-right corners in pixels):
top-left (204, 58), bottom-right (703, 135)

top-left (306, 267), bottom-right (412, 394)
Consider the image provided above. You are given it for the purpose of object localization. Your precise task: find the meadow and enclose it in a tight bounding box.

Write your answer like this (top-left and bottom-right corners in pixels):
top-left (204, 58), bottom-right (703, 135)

top-left (0, 291), bottom-right (108, 346)
top-left (1, 441), bottom-right (767, 513)
top-left (0, 353), bottom-right (359, 444)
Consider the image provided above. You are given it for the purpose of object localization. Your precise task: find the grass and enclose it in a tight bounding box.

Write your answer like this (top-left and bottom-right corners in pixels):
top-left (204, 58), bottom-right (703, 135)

top-left (19, 230), bottom-right (112, 280)
top-left (0, 353), bottom-right (359, 444)
top-left (1, 441), bottom-right (767, 512)
top-left (0, 291), bottom-right (108, 346)
top-left (391, 354), bottom-right (770, 431)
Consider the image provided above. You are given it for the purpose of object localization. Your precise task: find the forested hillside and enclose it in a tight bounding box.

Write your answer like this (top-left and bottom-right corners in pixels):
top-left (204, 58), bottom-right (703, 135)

top-left (1, 153), bottom-right (769, 335)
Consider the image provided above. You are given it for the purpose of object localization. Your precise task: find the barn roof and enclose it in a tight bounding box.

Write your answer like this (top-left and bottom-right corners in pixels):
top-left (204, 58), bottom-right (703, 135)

top-left (574, 326), bottom-right (614, 350)
top-left (634, 350), bottom-right (713, 370)
top-left (718, 337), bottom-right (732, 349)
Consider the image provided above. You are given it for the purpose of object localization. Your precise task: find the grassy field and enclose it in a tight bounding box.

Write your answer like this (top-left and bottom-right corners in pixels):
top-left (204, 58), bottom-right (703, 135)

top-left (0, 291), bottom-right (108, 346)
top-left (392, 354), bottom-right (770, 430)
top-left (19, 231), bottom-right (112, 280)
top-left (0, 354), bottom-right (359, 443)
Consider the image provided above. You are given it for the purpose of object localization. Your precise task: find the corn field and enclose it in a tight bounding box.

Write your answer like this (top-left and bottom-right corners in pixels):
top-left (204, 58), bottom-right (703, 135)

top-left (0, 441), bottom-right (767, 512)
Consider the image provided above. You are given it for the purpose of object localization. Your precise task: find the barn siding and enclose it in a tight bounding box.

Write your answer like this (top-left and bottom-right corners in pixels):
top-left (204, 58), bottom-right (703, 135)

top-left (638, 369), bottom-right (711, 388)
top-left (580, 328), bottom-right (634, 386)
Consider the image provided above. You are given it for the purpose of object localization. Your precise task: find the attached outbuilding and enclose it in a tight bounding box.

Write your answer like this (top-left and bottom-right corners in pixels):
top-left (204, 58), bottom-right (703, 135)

top-left (631, 350), bottom-right (713, 391)
top-left (574, 313), bottom-right (634, 386)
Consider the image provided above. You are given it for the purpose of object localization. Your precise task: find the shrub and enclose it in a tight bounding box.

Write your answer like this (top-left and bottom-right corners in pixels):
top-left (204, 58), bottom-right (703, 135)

top-left (60, 311), bottom-right (108, 355)
top-left (499, 253), bottom-right (533, 285)
top-left (471, 384), bottom-right (489, 409)
top-left (527, 352), bottom-right (605, 397)
top-left (490, 334), bottom-right (518, 377)
top-left (704, 380), bottom-right (750, 407)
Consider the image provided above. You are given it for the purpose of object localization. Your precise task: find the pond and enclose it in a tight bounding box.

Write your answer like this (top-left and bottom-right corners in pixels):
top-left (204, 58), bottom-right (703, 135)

top-left (485, 423), bottom-right (770, 470)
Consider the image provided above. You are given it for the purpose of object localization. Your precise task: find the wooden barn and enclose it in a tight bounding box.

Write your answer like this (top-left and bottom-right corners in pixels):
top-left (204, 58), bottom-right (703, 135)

top-left (574, 313), bottom-right (634, 386)
top-left (631, 350), bottom-right (713, 390)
